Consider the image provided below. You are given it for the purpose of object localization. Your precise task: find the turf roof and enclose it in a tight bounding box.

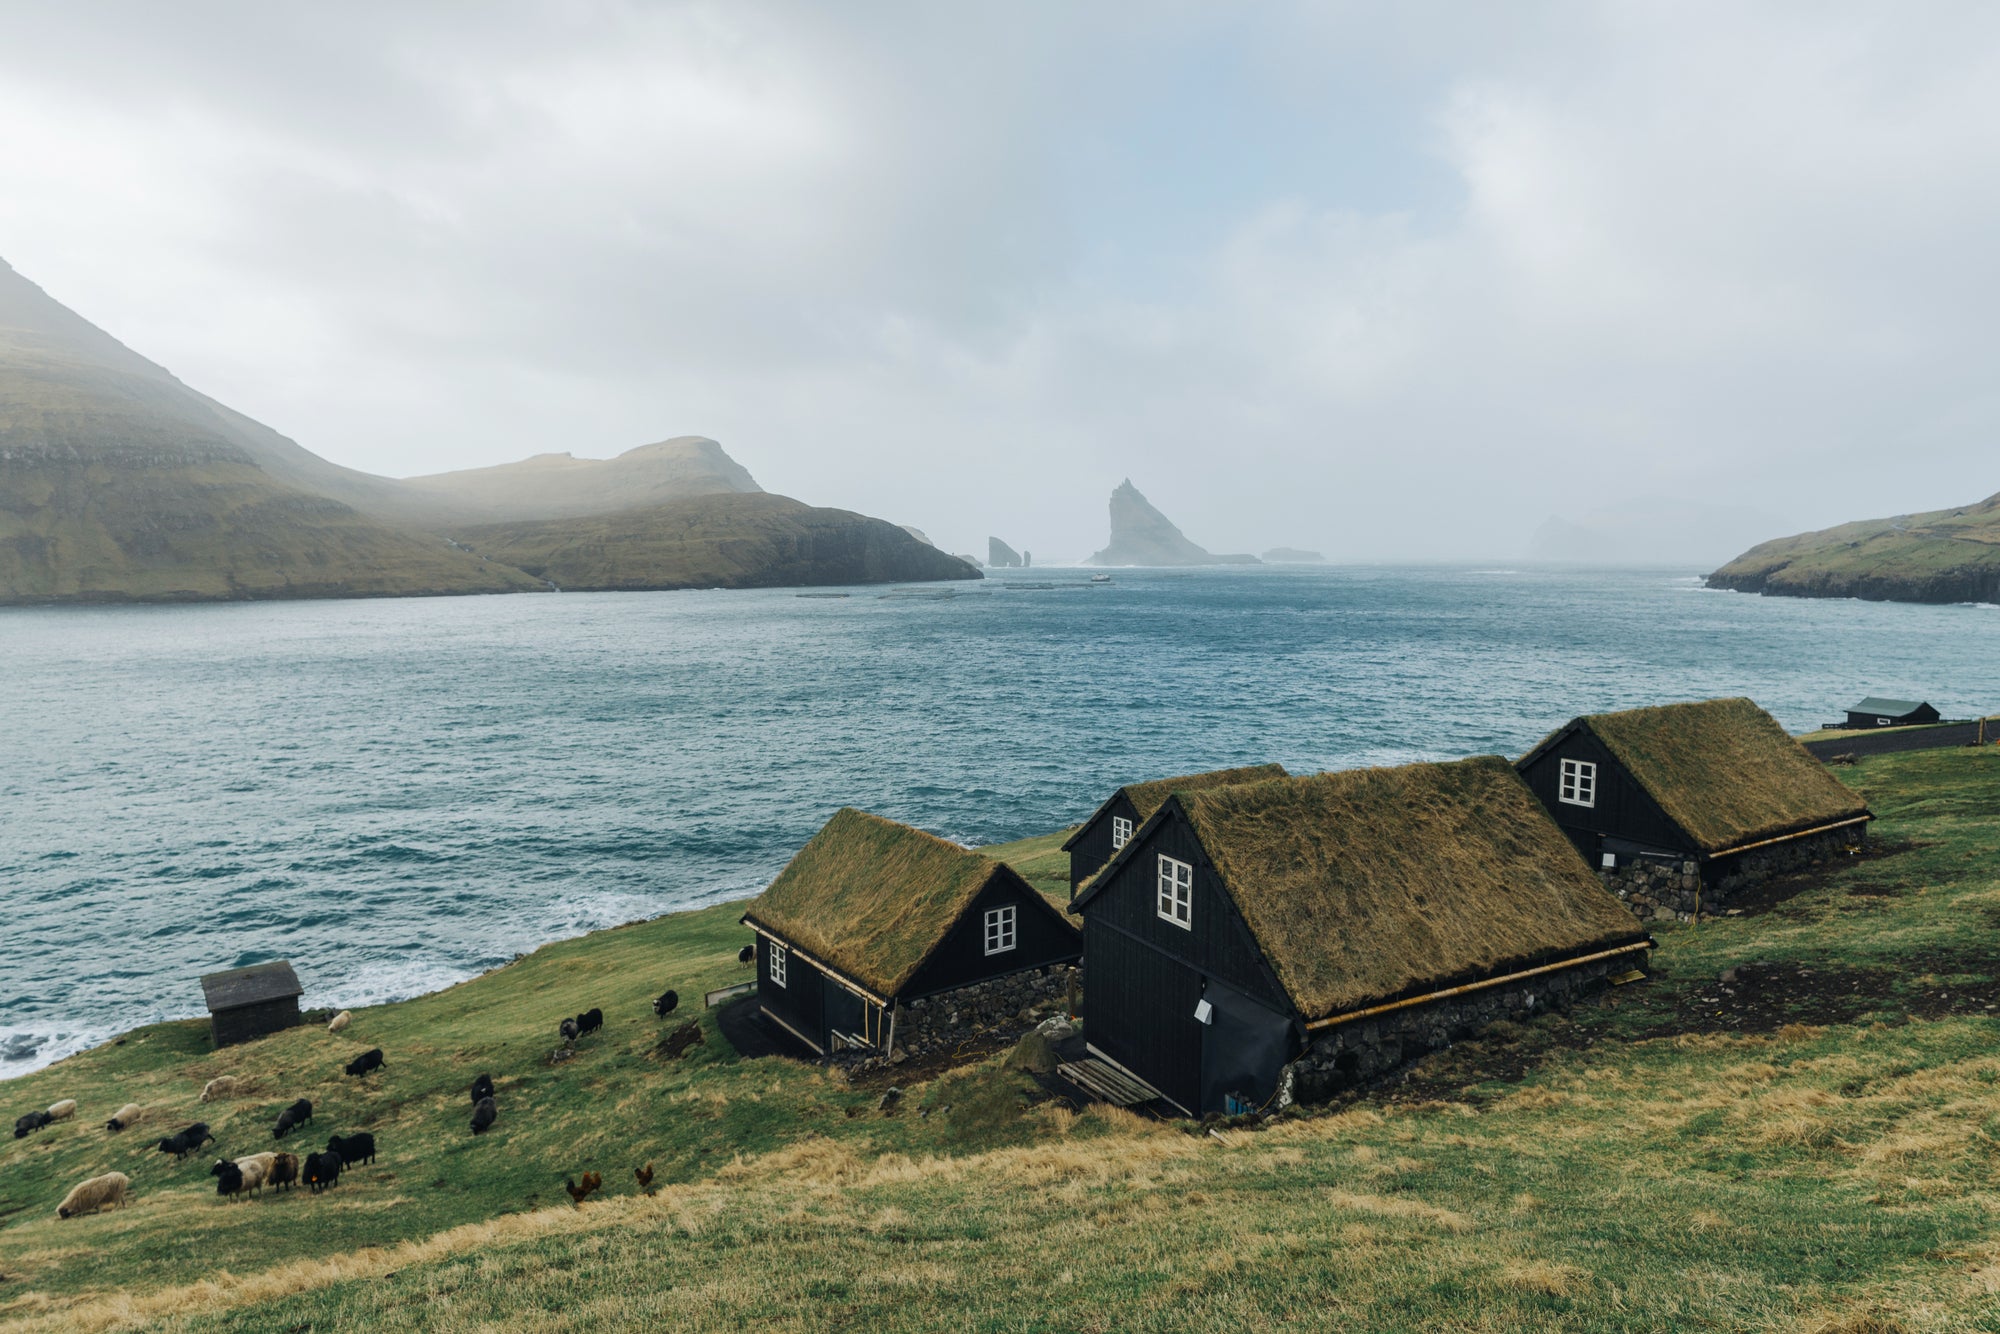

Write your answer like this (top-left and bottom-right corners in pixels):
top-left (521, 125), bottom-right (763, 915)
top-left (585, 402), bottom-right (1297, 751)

top-left (1176, 758), bottom-right (1647, 1021)
top-left (1063, 764), bottom-right (1289, 853)
top-left (1573, 697), bottom-right (1871, 853)
top-left (744, 808), bottom-right (1017, 998)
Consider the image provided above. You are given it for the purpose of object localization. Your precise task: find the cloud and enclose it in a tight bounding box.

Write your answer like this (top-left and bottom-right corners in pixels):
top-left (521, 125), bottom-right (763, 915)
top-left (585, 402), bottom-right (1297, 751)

top-left (1, 2), bottom-right (1997, 561)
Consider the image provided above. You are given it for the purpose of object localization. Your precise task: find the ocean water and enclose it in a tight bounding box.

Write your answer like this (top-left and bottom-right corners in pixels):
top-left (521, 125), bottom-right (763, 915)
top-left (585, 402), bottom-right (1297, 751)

top-left (3, 566), bottom-right (1996, 1077)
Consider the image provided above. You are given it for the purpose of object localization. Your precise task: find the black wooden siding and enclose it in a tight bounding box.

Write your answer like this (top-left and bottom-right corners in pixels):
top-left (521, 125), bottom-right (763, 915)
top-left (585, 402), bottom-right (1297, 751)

top-left (1068, 793), bottom-right (1140, 892)
top-left (900, 873), bottom-right (1081, 1000)
top-left (1846, 704), bottom-right (1939, 729)
top-left (1517, 728), bottom-right (1694, 865)
top-left (757, 936), bottom-right (827, 1053)
top-left (210, 997), bottom-right (301, 1049)
top-left (1085, 920), bottom-right (1204, 1112)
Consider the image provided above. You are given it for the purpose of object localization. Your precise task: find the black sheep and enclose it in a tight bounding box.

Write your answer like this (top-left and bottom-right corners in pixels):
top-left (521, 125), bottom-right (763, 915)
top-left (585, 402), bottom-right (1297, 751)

top-left (211, 1159), bottom-right (246, 1199)
top-left (13, 1110), bottom-right (51, 1139)
top-left (344, 1048), bottom-right (385, 1077)
top-left (559, 1017), bottom-right (579, 1043)
top-left (157, 1122), bottom-right (214, 1160)
top-left (737, 944), bottom-right (755, 964)
top-left (469, 1073), bottom-right (495, 1103)
top-left (327, 1132), bottom-right (376, 1165)
top-left (471, 1096), bottom-right (497, 1135)
top-left (578, 1007), bottom-right (603, 1036)
top-left (303, 1151), bottom-right (343, 1192)
top-left (273, 1098), bottom-right (313, 1138)
top-left (653, 990), bottom-right (679, 1018)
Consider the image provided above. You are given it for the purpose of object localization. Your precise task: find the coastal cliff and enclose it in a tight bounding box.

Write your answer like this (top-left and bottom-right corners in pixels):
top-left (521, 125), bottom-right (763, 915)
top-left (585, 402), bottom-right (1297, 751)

top-left (1707, 491), bottom-right (2000, 604)
top-left (1084, 479), bottom-right (1258, 567)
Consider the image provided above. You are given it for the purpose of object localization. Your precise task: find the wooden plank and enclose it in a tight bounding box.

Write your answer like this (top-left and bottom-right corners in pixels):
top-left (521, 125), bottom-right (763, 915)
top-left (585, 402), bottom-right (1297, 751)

top-left (1057, 1059), bottom-right (1160, 1107)
top-left (704, 981), bottom-right (756, 1008)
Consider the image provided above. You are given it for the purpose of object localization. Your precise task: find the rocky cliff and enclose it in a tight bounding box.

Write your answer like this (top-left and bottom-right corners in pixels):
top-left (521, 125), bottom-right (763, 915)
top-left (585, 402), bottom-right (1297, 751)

top-left (1707, 491), bottom-right (2000, 604)
top-left (1084, 479), bottom-right (1258, 567)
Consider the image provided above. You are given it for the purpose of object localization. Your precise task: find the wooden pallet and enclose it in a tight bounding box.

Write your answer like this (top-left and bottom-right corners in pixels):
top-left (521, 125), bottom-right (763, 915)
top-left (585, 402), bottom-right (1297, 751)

top-left (1057, 1058), bottom-right (1161, 1107)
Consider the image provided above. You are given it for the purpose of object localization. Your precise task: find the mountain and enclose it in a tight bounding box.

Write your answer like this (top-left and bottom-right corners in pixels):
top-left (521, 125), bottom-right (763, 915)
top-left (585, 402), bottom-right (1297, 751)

top-left (399, 437), bottom-right (760, 524)
top-left (1084, 479), bottom-right (1259, 567)
top-left (452, 493), bottom-right (980, 591)
top-left (0, 260), bottom-right (539, 603)
top-left (1707, 491), bottom-right (2000, 604)
top-left (1530, 499), bottom-right (1794, 568)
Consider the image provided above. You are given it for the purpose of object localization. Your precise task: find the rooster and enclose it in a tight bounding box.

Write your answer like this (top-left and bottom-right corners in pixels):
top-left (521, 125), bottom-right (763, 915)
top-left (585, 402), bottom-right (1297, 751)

top-left (563, 1171), bottom-right (602, 1205)
top-left (634, 1163), bottom-right (655, 1192)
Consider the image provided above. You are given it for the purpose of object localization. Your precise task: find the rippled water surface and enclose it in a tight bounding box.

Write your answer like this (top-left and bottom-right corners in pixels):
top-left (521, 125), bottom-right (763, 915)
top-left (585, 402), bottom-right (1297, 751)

top-left (4, 566), bottom-right (1995, 1075)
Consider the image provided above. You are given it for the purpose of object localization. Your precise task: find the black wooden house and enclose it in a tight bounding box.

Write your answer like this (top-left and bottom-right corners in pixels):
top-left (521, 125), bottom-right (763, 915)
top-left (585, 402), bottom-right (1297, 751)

top-left (200, 960), bottom-right (304, 1048)
top-left (1062, 764), bottom-right (1287, 893)
top-left (1069, 759), bottom-right (1647, 1116)
top-left (742, 809), bottom-right (1081, 1057)
top-left (1516, 697), bottom-right (1872, 886)
top-left (1843, 697), bottom-right (1941, 730)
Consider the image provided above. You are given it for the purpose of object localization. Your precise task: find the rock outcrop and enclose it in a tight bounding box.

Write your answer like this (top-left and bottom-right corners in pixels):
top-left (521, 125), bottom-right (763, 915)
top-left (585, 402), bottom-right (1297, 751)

top-left (1707, 491), bottom-right (2000, 605)
top-left (1084, 480), bottom-right (1259, 567)
top-left (988, 537), bottom-right (1022, 568)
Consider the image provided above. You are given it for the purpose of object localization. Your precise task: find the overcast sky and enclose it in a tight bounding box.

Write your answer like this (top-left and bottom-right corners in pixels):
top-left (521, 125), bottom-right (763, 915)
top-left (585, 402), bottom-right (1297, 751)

top-left (3, 2), bottom-right (1997, 562)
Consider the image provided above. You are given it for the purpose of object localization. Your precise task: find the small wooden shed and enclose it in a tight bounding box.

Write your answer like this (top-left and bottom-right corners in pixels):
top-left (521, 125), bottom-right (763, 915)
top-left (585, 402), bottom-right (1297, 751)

top-left (1843, 697), bottom-right (1940, 729)
top-left (742, 809), bottom-right (1081, 1057)
top-left (1062, 764), bottom-right (1287, 894)
top-left (200, 961), bottom-right (303, 1048)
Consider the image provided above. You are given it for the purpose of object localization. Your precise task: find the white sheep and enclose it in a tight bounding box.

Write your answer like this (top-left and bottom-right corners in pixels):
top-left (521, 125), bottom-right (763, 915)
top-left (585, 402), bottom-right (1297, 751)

top-left (57, 1171), bottom-right (130, 1219)
top-left (200, 1076), bottom-right (240, 1103)
top-left (327, 1010), bottom-right (352, 1034)
top-left (236, 1151), bottom-right (276, 1195)
top-left (106, 1103), bottom-right (144, 1132)
top-left (46, 1099), bottom-right (76, 1122)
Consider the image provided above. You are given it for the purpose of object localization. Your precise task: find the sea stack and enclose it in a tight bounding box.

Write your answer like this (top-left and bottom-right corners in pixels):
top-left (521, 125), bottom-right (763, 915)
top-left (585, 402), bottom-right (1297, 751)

top-left (1084, 480), bottom-right (1259, 567)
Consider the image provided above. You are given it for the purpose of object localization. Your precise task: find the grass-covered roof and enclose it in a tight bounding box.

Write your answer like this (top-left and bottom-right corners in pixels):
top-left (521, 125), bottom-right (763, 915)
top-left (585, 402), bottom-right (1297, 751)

top-left (743, 809), bottom-right (1014, 998)
top-left (1577, 698), bottom-right (1870, 853)
top-left (1064, 765), bottom-right (1289, 852)
top-left (1178, 758), bottom-right (1646, 1021)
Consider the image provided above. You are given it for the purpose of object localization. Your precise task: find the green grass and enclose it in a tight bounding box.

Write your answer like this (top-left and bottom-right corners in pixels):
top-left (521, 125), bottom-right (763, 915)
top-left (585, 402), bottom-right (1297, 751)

top-left (8, 753), bottom-right (2000, 1331)
top-left (979, 826), bottom-right (1077, 905)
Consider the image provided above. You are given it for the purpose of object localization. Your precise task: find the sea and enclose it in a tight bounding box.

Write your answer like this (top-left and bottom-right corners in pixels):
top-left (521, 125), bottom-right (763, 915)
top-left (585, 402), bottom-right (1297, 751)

top-left (4, 565), bottom-right (1996, 1077)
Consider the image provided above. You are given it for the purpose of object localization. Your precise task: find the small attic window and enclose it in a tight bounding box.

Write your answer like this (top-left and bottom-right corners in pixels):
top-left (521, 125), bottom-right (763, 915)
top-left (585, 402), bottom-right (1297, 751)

top-left (1157, 855), bottom-right (1193, 929)
top-left (1878, 717), bottom-right (1892, 726)
top-left (1111, 815), bottom-right (1133, 849)
top-left (1559, 759), bottom-right (1596, 808)
top-left (983, 905), bottom-right (1017, 955)
top-left (768, 941), bottom-right (788, 988)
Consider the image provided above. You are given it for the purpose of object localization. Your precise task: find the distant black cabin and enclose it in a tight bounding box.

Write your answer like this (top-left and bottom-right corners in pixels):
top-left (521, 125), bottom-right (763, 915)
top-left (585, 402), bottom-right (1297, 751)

top-left (1843, 697), bottom-right (1940, 730)
top-left (200, 960), bottom-right (303, 1048)
top-left (1062, 764), bottom-right (1287, 893)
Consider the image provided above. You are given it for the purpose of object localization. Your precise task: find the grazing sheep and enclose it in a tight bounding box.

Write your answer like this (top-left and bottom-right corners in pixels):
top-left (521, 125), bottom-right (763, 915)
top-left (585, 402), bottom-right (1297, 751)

top-left (13, 1111), bottom-right (52, 1139)
top-left (469, 1073), bottom-right (495, 1103)
top-left (737, 944), bottom-right (755, 964)
top-left (577, 1008), bottom-right (604, 1036)
top-left (558, 1017), bottom-right (579, 1044)
top-left (45, 1099), bottom-right (76, 1123)
top-left (327, 1010), bottom-right (351, 1034)
top-left (238, 1151), bottom-right (277, 1192)
top-left (211, 1155), bottom-right (270, 1200)
top-left (56, 1171), bottom-right (130, 1219)
top-left (302, 1151), bottom-right (342, 1192)
top-left (343, 1048), bottom-right (385, 1077)
top-left (652, 990), bottom-right (679, 1018)
top-left (269, 1151), bottom-right (300, 1191)
top-left (158, 1123), bottom-right (214, 1160)
top-left (327, 1132), bottom-right (376, 1166)
top-left (212, 1158), bottom-right (245, 1200)
top-left (106, 1103), bottom-right (144, 1132)
top-left (471, 1096), bottom-right (497, 1135)
top-left (200, 1076), bottom-right (241, 1103)
top-left (273, 1098), bottom-right (313, 1138)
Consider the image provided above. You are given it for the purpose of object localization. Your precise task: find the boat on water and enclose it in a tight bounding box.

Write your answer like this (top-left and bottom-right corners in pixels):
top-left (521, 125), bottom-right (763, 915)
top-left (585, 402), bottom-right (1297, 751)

top-left (1090, 574), bottom-right (1113, 583)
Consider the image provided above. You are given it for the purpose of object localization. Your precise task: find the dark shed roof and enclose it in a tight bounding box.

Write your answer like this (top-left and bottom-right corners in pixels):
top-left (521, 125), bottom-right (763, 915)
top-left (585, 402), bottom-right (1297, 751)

top-left (201, 961), bottom-right (303, 1012)
top-left (1848, 697), bottom-right (1931, 716)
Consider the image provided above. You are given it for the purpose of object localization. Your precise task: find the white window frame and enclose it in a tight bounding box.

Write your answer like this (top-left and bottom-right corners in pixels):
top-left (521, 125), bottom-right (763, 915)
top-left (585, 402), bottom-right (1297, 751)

top-left (1111, 815), bottom-right (1133, 849)
top-left (1157, 855), bottom-right (1193, 929)
top-left (983, 905), bottom-right (1017, 956)
top-left (768, 941), bottom-right (788, 988)
top-left (1877, 717), bottom-right (1892, 727)
top-left (1559, 758), bottom-right (1597, 808)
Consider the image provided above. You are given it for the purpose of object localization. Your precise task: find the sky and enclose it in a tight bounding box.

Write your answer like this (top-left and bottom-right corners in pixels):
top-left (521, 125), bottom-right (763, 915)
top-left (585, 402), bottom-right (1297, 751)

top-left (2, 1), bottom-right (1998, 563)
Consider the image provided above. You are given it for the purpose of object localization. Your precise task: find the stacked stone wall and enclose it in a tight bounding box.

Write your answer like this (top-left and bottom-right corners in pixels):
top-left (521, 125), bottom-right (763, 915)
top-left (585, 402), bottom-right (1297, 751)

top-left (1603, 825), bottom-right (1865, 922)
top-left (838, 965), bottom-right (1076, 1071)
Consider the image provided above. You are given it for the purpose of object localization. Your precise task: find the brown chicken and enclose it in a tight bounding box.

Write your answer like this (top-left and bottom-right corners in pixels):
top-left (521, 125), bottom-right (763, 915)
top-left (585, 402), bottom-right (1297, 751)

top-left (563, 1171), bottom-right (602, 1205)
top-left (634, 1164), bottom-right (654, 1190)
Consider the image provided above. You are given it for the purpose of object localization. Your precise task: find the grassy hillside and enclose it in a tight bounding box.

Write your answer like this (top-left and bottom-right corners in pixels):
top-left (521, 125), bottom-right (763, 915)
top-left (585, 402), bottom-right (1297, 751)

top-left (6, 750), bottom-right (2000, 1331)
top-left (400, 438), bottom-right (761, 523)
top-left (451, 493), bottom-right (981, 592)
top-left (1709, 490), bottom-right (2000, 604)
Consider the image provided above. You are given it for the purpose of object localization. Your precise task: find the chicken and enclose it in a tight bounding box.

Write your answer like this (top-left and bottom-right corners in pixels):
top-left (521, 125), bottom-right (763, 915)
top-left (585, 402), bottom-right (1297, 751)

top-left (564, 1171), bottom-right (602, 1205)
top-left (634, 1163), bottom-right (654, 1191)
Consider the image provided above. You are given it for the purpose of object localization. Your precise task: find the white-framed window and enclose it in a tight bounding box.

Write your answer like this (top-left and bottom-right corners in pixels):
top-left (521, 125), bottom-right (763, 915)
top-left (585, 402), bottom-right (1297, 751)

top-left (1601, 852), bottom-right (1616, 869)
top-left (1111, 815), bottom-right (1133, 849)
top-left (1559, 758), bottom-right (1597, 808)
top-left (768, 941), bottom-right (788, 988)
top-left (983, 905), bottom-right (1017, 955)
top-left (1157, 855), bottom-right (1193, 929)
top-left (1877, 717), bottom-right (1892, 727)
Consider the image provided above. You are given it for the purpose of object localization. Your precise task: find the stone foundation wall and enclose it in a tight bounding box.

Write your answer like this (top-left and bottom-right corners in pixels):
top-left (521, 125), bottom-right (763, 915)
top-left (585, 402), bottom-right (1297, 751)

top-left (1281, 953), bottom-right (1633, 1107)
top-left (839, 965), bottom-right (1077, 1071)
top-left (1605, 825), bottom-right (1865, 922)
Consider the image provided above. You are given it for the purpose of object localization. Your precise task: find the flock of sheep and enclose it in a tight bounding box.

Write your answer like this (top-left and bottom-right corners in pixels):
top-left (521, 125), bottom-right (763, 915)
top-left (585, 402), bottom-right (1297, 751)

top-left (22, 984), bottom-right (703, 1223)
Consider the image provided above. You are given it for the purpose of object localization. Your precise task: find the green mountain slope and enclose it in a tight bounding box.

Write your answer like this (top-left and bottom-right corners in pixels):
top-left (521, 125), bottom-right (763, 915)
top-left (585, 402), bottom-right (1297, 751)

top-left (1707, 491), bottom-right (2000, 604)
top-left (452, 492), bottom-right (981, 591)
top-left (400, 436), bottom-right (761, 523)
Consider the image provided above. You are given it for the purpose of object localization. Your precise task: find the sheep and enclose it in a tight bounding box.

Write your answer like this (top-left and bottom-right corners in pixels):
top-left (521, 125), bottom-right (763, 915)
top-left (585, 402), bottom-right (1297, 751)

top-left (157, 1122), bottom-right (214, 1160)
top-left (343, 1048), bottom-right (385, 1077)
top-left (13, 1111), bottom-right (51, 1139)
top-left (273, 1098), bottom-right (313, 1138)
top-left (269, 1151), bottom-right (300, 1191)
top-left (652, 989), bottom-right (679, 1018)
top-left (106, 1103), bottom-right (144, 1132)
top-left (303, 1151), bottom-right (343, 1192)
top-left (558, 1017), bottom-right (579, 1044)
top-left (45, 1099), bottom-right (76, 1123)
top-left (57, 1171), bottom-right (130, 1219)
top-left (577, 1008), bottom-right (604, 1036)
top-left (469, 1073), bottom-right (495, 1103)
top-left (327, 1010), bottom-right (352, 1034)
top-left (200, 1076), bottom-right (241, 1103)
top-left (327, 1132), bottom-right (376, 1166)
top-left (471, 1096), bottom-right (497, 1135)
top-left (212, 1159), bottom-right (245, 1200)
top-left (212, 1155), bottom-right (271, 1200)
top-left (737, 944), bottom-right (755, 964)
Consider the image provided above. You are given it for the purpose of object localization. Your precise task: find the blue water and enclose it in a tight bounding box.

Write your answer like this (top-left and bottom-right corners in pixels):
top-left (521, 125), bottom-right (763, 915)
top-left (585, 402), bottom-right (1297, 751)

top-left (3, 566), bottom-right (1995, 1076)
